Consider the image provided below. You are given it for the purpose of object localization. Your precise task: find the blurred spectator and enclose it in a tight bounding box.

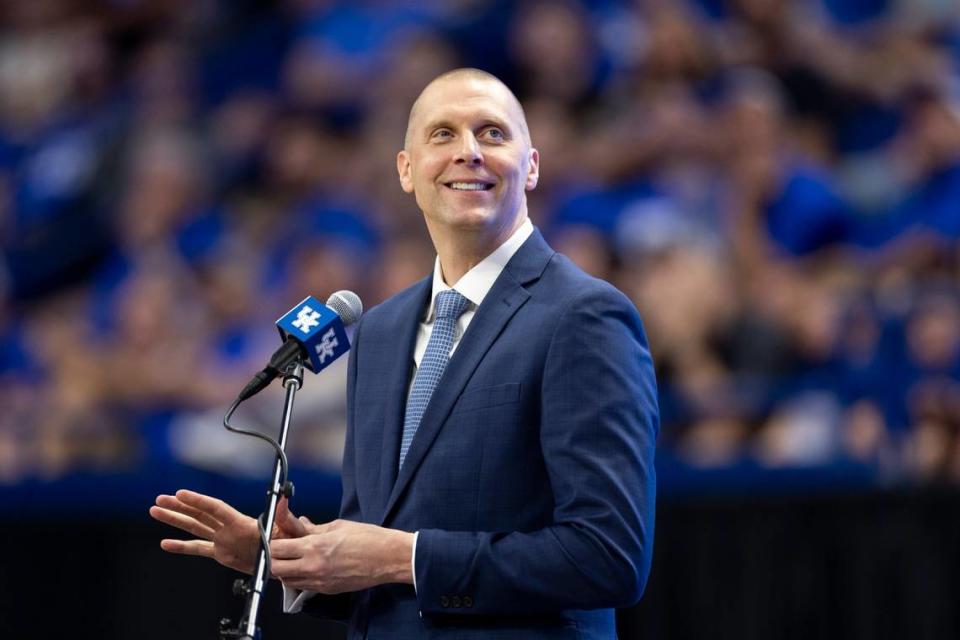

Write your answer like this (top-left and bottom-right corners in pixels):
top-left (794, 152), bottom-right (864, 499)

top-left (509, 0), bottom-right (604, 109)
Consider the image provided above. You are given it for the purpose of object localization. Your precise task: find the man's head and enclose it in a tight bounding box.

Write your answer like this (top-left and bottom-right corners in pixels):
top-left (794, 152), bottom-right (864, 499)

top-left (397, 69), bottom-right (539, 242)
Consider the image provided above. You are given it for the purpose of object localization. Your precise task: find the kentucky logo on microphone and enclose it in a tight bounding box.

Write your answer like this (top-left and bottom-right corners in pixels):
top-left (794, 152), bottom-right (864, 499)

top-left (276, 296), bottom-right (350, 373)
top-left (316, 328), bottom-right (339, 363)
top-left (292, 305), bottom-right (321, 333)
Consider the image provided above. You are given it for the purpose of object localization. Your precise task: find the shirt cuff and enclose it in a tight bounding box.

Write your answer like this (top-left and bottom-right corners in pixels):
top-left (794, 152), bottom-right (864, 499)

top-left (281, 584), bottom-right (317, 613)
top-left (411, 530), bottom-right (420, 594)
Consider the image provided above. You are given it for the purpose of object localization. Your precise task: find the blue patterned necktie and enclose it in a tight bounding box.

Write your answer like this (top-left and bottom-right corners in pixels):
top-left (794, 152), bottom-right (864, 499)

top-left (399, 289), bottom-right (471, 468)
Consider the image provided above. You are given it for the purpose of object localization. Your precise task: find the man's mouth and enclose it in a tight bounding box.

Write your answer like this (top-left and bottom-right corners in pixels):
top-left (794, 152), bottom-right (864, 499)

top-left (445, 181), bottom-right (494, 191)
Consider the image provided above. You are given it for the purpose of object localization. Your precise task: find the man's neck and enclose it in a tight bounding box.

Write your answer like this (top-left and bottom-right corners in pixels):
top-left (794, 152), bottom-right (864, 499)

top-left (429, 214), bottom-right (527, 286)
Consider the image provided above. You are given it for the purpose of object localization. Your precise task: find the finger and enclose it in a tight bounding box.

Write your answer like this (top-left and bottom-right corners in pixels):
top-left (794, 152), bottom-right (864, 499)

top-left (160, 538), bottom-right (215, 558)
top-left (156, 493), bottom-right (222, 527)
top-left (176, 489), bottom-right (243, 524)
top-left (280, 577), bottom-right (322, 591)
top-left (149, 506), bottom-right (217, 540)
top-left (299, 515), bottom-right (315, 527)
top-left (276, 498), bottom-right (307, 538)
top-left (270, 538), bottom-right (304, 560)
top-left (270, 558), bottom-right (307, 579)
top-left (155, 494), bottom-right (222, 530)
top-left (283, 577), bottom-right (340, 595)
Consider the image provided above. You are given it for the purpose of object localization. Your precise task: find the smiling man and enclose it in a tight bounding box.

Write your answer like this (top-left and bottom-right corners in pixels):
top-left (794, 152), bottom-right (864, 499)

top-left (151, 69), bottom-right (658, 640)
top-left (397, 69), bottom-right (539, 284)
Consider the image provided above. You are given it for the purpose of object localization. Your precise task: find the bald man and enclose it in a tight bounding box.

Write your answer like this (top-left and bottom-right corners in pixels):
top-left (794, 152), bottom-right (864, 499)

top-left (151, 69), bottom-right (658, 640)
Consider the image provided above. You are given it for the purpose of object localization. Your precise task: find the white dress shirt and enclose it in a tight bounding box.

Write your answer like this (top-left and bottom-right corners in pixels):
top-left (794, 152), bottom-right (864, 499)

top-left (284, 218), bottom-right (534, 613)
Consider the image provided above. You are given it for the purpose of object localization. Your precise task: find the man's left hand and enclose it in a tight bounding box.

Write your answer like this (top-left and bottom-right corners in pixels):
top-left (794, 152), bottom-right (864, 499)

top-left (270, 519), bottom-right (415, 594)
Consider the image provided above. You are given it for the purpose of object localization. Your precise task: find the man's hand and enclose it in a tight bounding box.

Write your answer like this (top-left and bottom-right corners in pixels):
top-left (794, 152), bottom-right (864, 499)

top-left (149, 489), bottom-right (307, 574)
top-left (270, 519), bottom-right (414, 594)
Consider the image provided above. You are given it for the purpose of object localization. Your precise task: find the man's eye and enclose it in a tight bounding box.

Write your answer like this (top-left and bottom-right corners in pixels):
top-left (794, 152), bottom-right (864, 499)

top-left (483, 128), bottom-right (505, 141)
top-left (432, 129), bottom-right (452, 140)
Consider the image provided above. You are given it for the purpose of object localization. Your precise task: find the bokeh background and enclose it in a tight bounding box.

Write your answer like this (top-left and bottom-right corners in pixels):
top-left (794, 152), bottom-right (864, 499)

top-left (1, 0), bottom-right (959, 638)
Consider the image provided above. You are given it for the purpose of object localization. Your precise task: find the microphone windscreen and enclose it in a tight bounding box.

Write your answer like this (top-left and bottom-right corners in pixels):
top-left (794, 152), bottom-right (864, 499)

top-left (327, 290), bottom-right (363, 326)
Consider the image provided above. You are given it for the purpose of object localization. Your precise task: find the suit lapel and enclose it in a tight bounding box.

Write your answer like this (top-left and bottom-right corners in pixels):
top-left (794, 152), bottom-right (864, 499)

top-left (374, 277), bottom-right (431, 519)
top-left (379, 230), bottom-right (555, 525)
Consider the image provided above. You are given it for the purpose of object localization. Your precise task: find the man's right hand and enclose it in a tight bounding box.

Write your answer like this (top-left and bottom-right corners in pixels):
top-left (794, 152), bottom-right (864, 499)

top-left (149, 489), bottom-right (307, 574)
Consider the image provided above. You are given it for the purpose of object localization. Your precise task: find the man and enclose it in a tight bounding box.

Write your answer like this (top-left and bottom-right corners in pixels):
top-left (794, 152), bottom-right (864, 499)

top-left (150, 68), bottom-right (658, 639)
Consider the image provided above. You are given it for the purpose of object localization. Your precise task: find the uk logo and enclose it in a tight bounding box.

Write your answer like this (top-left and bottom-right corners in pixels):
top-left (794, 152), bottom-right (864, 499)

top-left (292, 305), bottom-right (321, 333)
top-left (315, 328), bottom-right (339, 363)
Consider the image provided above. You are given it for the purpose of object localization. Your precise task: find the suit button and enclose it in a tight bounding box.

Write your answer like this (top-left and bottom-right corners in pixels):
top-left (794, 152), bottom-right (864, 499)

top-left (452, 596), bottom-right (462, 608)
top-left (463, 596), bottom-right (473, 608)
top-left (440, 596), bottom-right (450, 608)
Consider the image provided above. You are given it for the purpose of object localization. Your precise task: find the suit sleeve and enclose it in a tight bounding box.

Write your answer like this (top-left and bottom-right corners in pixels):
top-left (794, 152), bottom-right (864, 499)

top-left (414, 286), bottom-right (659, 615)
top-left (296, 314), bottom-right (364, 621)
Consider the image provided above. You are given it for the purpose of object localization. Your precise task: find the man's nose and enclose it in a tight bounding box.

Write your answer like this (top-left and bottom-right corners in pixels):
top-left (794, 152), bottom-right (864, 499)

top-left (454, 133), bottom-right (483, 165)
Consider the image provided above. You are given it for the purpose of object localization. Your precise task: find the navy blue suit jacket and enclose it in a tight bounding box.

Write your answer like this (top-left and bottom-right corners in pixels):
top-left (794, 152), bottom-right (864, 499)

top-left (303, 230), bottom-right (658, 639)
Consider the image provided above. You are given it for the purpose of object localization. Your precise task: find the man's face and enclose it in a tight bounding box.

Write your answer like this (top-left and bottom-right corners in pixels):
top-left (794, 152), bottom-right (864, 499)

top-left (397, 77), bottom-right (539, 238)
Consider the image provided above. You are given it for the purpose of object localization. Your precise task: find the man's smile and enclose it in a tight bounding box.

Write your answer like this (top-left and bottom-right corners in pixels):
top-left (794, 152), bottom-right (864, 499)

top-left (444, 181), bottom-right (495, 191)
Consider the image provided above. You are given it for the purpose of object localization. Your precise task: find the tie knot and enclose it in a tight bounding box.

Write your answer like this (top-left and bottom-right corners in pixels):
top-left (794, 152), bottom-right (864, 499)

top-left (435, 289), bottom-right (470, 320)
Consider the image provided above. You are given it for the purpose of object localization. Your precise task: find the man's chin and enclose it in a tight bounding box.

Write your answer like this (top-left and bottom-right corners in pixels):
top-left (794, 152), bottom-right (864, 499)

top-left (438, 207), bottom-right (498, 231)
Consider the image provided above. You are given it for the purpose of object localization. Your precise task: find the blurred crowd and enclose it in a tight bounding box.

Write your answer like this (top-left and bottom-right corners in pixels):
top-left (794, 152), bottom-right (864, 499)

top-left (1, 0), bottom-right (960, 489)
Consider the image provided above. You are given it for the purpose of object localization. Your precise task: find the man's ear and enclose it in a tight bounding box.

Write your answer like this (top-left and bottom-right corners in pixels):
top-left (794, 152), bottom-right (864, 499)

top-left (525, 148), bottom-right (540, 191)
top-left (397, 150), bottom-right (414, 193)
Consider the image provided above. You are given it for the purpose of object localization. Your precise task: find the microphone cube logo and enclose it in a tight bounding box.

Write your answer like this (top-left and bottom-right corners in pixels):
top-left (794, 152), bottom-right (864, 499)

top-left (276, 295), bottom-right (350, 373)
top-left (292, 305), bottom-right (321, 333)
top-left (316, 328), bottom-right (339, 363)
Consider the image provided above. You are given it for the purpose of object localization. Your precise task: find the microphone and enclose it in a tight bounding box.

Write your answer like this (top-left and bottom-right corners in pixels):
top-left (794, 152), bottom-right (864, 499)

top-left (237, 290), bottom-right (363, 401)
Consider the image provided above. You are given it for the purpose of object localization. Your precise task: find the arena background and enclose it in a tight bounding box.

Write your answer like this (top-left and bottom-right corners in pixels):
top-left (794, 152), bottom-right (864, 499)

top-left (1, 0), bottom-right (959, 638)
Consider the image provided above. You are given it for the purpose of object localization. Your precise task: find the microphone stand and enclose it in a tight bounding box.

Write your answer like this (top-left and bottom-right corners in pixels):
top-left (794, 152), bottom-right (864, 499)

top-left (219, 362), bottom-right (304, 640)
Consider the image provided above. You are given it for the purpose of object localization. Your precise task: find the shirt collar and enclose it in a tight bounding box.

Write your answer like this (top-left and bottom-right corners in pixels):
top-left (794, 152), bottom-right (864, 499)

top-left (424, 218), bottom-right (534, 321)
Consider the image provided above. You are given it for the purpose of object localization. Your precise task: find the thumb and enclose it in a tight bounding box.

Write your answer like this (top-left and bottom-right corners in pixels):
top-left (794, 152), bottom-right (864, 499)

top-left (276, 497), bottom-right (307, 537)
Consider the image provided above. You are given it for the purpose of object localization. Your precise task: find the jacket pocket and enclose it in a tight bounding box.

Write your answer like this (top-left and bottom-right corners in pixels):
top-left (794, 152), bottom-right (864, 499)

top-left (451, 383), bottom-right (521, 414)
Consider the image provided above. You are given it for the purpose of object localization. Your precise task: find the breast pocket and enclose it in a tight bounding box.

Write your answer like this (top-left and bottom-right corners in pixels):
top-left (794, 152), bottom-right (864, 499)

top-left (451, 383), bottom-right (521, 414)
